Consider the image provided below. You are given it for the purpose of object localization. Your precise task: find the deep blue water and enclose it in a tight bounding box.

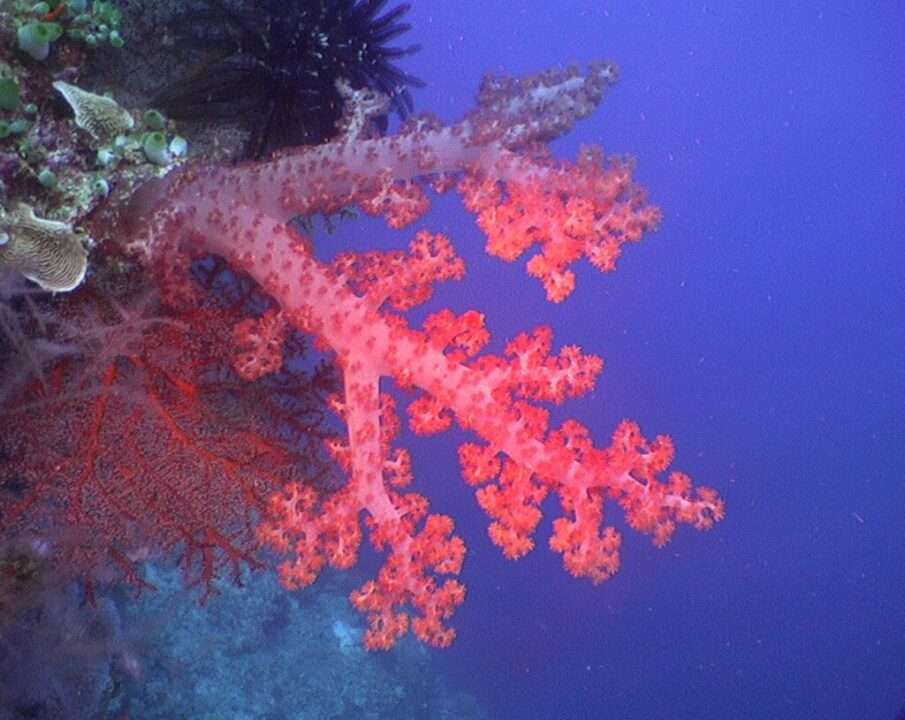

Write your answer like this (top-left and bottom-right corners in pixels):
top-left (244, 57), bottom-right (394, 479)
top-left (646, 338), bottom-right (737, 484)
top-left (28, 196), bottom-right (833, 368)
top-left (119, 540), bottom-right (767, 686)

top-left (361, 2), bottom-right (905, 718)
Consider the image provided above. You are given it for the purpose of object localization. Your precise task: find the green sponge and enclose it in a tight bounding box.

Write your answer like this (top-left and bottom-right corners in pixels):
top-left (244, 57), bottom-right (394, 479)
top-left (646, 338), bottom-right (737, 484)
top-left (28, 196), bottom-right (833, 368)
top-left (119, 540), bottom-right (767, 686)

top-left (0, 78), bottom-right (20, 111)
top-left (142, 131), bottom-right (171, 165)
top-left (17, 21), bottom-right (63, 61)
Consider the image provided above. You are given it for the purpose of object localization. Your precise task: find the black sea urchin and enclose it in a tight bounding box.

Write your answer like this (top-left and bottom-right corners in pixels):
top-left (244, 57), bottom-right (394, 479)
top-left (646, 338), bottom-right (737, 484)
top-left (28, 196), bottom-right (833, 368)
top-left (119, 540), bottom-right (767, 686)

top-left (152, 0), bottom-right (422, 158)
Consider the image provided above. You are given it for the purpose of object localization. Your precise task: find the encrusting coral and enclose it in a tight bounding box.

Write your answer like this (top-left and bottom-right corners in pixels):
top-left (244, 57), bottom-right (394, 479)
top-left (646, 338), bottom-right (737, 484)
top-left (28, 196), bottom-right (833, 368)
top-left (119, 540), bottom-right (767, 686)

top-left (52, 80), bottom-right (134, 143)
top-left (0, 202), bottom-right (88, 291)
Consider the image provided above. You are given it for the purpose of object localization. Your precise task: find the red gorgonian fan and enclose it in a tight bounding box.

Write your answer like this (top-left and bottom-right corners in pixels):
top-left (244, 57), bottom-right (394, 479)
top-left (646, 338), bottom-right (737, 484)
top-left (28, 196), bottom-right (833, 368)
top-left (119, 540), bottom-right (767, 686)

top-left (0, 257), bottom-right (340, 599)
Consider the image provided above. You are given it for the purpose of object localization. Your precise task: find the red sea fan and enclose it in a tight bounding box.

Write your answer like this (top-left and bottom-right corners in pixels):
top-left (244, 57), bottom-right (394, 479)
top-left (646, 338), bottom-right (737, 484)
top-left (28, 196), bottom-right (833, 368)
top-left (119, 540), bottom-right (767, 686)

top-left (0, 257), bottom-right (340, 598)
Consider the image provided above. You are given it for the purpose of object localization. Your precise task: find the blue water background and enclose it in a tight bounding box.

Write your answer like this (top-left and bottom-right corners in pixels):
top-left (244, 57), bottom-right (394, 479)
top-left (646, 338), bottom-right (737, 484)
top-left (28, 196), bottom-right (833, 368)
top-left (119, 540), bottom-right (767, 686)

top-left (325, 2), bottom-right (905, 718)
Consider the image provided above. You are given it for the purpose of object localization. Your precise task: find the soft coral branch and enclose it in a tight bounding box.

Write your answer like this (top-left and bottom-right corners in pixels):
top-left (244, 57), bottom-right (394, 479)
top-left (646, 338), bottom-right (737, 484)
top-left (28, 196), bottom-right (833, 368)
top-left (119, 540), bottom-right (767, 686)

top-left (91, 61), bottom-right (724, 648)
top-left (144, 202), bottom-right (721, 645)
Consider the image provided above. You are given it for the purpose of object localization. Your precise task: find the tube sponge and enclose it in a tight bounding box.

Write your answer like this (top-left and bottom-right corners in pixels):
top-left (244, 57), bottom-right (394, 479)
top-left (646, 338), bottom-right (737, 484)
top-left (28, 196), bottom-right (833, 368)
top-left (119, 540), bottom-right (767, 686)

top-left (142, 132), bottom-right (171, 165)
top-left (17, 22), bottom-right (62, 62)
top-left (0, 78), bottom-right (20, 112)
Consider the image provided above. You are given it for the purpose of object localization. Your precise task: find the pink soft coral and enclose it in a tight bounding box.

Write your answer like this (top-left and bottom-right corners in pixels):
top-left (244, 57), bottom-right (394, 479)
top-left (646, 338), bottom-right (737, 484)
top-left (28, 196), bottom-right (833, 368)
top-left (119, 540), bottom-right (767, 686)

top-left (55, 61), bottom-right (724, 648)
